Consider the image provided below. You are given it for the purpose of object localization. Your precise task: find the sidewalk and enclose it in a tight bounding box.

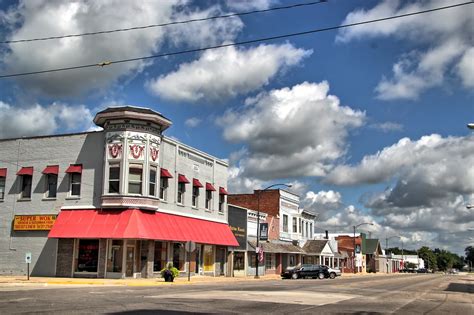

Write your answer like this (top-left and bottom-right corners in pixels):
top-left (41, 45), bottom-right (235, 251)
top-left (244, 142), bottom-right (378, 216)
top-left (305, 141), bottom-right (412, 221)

top-left (0, 272), bottom-right (410, 287)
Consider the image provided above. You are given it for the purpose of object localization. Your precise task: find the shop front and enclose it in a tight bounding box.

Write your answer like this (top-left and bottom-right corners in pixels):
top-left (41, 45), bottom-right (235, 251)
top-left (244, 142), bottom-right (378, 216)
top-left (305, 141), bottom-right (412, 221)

top-left (49, 209), bottom-right (238, 278)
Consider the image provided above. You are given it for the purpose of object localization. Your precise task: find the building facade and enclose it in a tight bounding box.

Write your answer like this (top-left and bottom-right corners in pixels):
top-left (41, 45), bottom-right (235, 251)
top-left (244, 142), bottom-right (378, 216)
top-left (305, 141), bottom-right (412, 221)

top-left (0, 106), bottom-right (237, 278)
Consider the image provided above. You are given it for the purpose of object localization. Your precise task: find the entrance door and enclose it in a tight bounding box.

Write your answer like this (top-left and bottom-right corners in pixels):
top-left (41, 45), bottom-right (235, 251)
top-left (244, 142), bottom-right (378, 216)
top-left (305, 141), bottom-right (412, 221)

top-left (126, 246), bottom-right (135, 277)
top-left (216, 247), bottom-right (226, 276)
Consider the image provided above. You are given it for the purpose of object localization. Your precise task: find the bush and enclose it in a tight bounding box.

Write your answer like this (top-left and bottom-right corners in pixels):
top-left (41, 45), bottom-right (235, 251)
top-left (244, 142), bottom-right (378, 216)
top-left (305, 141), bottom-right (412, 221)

top-left (160, 263), bottom-right (179, 281)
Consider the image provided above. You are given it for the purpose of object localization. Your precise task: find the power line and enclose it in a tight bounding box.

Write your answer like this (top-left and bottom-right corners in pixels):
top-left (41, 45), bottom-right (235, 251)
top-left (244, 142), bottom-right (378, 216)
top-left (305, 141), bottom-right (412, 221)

top-left (0, 0), bottom-right (328, 44)
top-left (0, 1), bottom-right (471, 79)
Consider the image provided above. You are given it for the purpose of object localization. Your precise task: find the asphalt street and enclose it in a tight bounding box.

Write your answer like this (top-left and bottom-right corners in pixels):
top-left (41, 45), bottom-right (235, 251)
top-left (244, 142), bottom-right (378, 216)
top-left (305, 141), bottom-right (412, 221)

top-left (0, 274), bottom-right (472, 314)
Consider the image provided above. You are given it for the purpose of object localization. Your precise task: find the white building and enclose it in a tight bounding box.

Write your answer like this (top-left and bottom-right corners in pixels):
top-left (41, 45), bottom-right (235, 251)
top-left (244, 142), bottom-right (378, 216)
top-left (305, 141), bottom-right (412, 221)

top-left (0, 106), bottom-right (237, 278)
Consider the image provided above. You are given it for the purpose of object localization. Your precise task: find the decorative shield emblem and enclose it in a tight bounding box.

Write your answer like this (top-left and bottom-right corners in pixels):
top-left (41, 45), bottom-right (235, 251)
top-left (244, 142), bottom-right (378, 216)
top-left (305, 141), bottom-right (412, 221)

top-left (129, 144), bottom-right (144, 159)
top-left (150, 147), bottom-right (159, 161)
top-left (108, 144), bottom-right (122, 158)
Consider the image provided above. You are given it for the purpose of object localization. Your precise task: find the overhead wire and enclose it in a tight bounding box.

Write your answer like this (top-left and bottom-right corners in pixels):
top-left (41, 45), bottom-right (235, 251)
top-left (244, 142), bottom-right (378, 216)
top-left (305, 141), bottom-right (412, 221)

top-left (0, 0), bottom-right (328, 44)
top-left (0, 1), bottom-right (471, 79)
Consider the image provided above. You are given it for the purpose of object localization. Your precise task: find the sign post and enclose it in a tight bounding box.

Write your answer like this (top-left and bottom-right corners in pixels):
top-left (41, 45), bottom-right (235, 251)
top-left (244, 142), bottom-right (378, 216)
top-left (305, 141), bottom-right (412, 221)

top-left (25, 252), bottom-right (32, 280)
top-left (186, 241), bottom-right (195, 282)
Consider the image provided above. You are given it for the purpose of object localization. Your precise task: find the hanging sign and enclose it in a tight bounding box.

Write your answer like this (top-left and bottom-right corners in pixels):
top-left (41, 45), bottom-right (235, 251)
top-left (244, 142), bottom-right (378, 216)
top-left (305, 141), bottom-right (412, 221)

top-left (259, 223), bottom-right (268, 241)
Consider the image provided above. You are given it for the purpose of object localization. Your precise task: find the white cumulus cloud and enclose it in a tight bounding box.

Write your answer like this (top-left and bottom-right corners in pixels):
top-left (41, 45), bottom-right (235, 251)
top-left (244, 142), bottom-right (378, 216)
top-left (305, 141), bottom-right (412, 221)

top-left (337, 0), bottom-right (473, 100)
top-left (147, 43), bottom-right (312, 102)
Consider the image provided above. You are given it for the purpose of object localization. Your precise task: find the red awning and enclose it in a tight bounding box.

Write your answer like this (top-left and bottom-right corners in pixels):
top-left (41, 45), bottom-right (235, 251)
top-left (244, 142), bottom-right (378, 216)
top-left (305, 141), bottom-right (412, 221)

top-left (206, 183), bottom-right (216, 191)
top-left (65, 164), bottom-right (82, 173)
top-left (219, 187), bottom-right (228, 195)
top-left (0, 168), bottom-right (6, 177)
top-left (160, 168), bottom-right (173, 178)
top-left (193, 178), bottom-right (203, 188)
top-left (48, 209), bottom-right (239, 246)
top-left (17, 167), bottom-right (33, 176)
top-left (42, 165), bottom-right (59, 175)
top-left (178, 174), bottom-right (190, 184)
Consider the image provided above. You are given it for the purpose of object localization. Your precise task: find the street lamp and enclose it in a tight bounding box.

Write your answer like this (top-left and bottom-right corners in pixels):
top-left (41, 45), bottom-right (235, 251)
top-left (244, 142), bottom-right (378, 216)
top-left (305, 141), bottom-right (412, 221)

top-left (353, 222), bottom-right (374, 274)
top-left (255, 183), bottom-right (292, 279)
top-left (385, 236), bottom-right (401, 273)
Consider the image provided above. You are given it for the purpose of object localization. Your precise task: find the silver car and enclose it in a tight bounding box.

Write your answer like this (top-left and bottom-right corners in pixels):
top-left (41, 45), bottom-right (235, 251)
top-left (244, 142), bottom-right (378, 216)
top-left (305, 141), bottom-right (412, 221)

top-left (323, 265), bottom-right (342, 279)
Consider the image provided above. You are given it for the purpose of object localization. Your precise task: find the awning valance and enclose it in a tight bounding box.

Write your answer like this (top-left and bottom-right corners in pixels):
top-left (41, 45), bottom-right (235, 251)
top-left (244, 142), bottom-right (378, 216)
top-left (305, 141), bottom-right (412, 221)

top-left (193, 178), bottom-right (203, 188)
top-left (160, 168), bottom-right (173, 178)
top-left (206, 183), bottom-right (216, 191)
top-left (219, 187), bottom-right (228, 195)
top-left (178, 174), bottom-right (190, 184)
top-left (48, 209), bottom-right (239, 246)
top-left (42, 165), bottom-right (59, 175)
top-left (17, 167), bottom-right (33, 176)
top-left (0, 168), bottom-right (6, 177)
top-left (65, 164), bottom-right (82, 174)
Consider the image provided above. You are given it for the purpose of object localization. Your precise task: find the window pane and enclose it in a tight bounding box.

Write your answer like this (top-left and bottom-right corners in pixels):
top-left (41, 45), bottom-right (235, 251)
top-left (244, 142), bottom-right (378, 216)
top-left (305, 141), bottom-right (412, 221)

top-left (129, 168), bottom-right (142, 181)
top-left (77, 239), bottom-right (99, 272)
top-left (22, 175), bottom-right (32, 198)
top-left (129, 182), bottom-right (142, 194)
top-left (154, 242), bottom-right (168, 272)
top-left (0, 178), bottom-right (5, 199)
top-left (149, 168), bottom-right (156, 183)
top-left (110, 166), bottom-right (120, 180)
top-left (109, 181), bottom-right (120, 194)
top-left (173, 243), bottom-right (185, 271)
top-left (71, 173), bottom-right (81, 196)
top-left (159, 178), bottom-right (168, 200)
top-left (47, 174), bottom-right (57, 198)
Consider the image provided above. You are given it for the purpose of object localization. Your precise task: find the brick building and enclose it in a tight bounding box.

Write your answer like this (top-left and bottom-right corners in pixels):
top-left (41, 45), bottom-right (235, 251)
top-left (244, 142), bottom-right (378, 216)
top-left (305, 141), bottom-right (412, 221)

top-left (0, 106), bottom-right (237, 278)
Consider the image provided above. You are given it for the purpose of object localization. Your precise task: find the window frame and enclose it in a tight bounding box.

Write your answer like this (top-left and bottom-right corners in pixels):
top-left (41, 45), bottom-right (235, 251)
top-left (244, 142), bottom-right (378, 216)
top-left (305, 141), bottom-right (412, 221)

top-left (218, 193), bottom-right (225, 213)
top-left (149, 165), bottom-right (157, 197)
top-left (292, 217), bottom-right (297, 233)
top-left (108, 163), bottom-right (121, 194)
top-left (283, 214), bottom-right (288, 233)
top-left (0, 176), bottom-right (5, 200)
top-left (69, 173), bottom-right (81, 197)
top-left (205, 189), bottom-right (212, 210)
top-left (192, 186), bottom-right (199, 208)
top-left (45, 173), bottom-right (58, 199)
top-left (159, 177), bottom-right (168, 201)
top-left (128, 163), bottom-right (143, 195)
top-left (20, 174), bottom-right (33, 199)
top-left (177, 182), bottom-right (185, 204)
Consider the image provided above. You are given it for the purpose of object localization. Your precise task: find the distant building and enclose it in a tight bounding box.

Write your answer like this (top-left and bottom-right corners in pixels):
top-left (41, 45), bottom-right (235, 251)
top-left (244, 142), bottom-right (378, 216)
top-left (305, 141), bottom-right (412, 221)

top-left (0, 106), bottom-right (237, 278)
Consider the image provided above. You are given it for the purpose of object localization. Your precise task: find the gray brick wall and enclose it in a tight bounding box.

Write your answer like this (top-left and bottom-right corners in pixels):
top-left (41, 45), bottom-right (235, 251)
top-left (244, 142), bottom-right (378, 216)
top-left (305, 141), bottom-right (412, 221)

top-left (56, 238), bottom-right (73, 277)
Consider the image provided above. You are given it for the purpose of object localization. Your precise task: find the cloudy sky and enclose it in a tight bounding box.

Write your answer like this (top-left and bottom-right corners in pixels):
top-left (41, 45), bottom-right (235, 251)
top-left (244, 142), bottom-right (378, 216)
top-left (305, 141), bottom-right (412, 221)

top-left (0, 0), bottom-right (472, 254)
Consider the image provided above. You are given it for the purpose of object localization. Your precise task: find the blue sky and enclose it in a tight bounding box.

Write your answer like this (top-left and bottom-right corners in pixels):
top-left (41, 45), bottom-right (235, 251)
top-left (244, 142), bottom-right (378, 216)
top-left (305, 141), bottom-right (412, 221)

top-left (0, 0), bottom-right (473, 254)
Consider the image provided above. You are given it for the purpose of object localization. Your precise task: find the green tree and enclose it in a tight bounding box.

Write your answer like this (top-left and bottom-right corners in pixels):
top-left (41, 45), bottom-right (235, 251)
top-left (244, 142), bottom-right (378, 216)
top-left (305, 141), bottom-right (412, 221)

top-left (465, 246), bottom-right (474, 270)
top-left (418, 246), bottom-right (437, 271)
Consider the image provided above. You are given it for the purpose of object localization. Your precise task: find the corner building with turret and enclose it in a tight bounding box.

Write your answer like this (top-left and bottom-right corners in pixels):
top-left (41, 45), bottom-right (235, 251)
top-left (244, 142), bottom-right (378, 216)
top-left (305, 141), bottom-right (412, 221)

top-left (0, 106), bottom-right (237, 278)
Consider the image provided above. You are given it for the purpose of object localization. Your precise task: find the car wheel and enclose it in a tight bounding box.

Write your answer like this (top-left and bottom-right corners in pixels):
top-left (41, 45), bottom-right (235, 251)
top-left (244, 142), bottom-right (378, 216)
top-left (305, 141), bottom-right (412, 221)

top-left (329, 272), bottom-right (336, 279)
top-left (318, 272), bottom-right (325, 279)
top-left (291, 273), bottom-right (298, 280)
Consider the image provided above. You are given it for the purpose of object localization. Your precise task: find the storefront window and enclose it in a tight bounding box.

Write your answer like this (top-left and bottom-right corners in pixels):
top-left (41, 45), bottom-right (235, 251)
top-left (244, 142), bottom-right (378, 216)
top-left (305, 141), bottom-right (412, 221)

top-left (203, 245), bottom-right (214, 272)
top-left (249, 253), bottom-right (256, 268)
top-left (265, 253), bottom-right (275, 269)
top-left (154, 242), bottom-right (168, 272)
top-left (76, 239), bottom-right (99, 272)
top-left (173, 243), bottom-right (185, 271)
top-left (107, 240), bottom-right (123, 273)
top-left (233, 252), bottom-right (245, 271)
top-left (289, 254), bottom-right (296, 267)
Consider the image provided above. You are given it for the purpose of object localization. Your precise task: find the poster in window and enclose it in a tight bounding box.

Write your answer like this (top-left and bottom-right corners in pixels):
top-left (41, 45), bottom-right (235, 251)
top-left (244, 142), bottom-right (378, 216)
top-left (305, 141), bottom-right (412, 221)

top-left (259, 223), bottom-right (268, 241)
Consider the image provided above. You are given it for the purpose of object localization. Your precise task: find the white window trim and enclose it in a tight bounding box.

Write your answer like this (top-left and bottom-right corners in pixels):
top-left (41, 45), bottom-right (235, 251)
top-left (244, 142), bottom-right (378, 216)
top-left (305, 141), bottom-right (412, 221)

top-left (107, 163), bottom-right (121, 195)
top-left (159, 177), bottom-right (169, 201)
top-left (127, 163), bottom-right (143, 195)
top-left (69, 173), bottom-right (82, 198)
top-left (149, 165), bottom-right (158, 197)
top-left (44, 173), bottom-right (58, 199)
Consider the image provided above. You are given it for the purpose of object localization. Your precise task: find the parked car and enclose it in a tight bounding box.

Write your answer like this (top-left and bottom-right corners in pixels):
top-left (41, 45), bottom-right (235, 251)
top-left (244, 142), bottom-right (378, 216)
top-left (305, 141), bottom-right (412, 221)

top-left (322, 265), bottom-right (342, 279)
top-left (281, 264), bottom-right (330, 280)
top-left (448, 269), bottom-right (459, 274)
top-left (416, 268), bottom-right (429, 273)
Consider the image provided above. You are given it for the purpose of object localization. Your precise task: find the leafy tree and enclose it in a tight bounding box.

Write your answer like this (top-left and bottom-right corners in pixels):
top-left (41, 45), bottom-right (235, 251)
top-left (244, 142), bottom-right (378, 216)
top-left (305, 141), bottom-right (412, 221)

top-left (465, 246), bottom-right (474, 270)
top-left (418, 246), bottom-right (437, 271)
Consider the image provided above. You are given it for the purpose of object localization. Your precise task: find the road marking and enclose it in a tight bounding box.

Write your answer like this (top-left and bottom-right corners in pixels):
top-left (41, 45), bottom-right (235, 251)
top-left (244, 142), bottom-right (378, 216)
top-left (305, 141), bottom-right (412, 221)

top-left (145, 290), bottom-right (356, 306)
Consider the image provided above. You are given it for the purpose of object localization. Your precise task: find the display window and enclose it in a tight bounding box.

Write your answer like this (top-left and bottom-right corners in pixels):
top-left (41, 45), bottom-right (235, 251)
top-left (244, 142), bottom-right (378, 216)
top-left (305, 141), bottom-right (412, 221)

top-left (76, 239), bottom-right (99, 272)
top-left (233, 252), bottom-right (245, 271)
top-left (154, 241), bottom-right (168, 272)
top-left (173, 243), bottom-right (185, 271)
top-left (203, 245), bottom-right (214, 272)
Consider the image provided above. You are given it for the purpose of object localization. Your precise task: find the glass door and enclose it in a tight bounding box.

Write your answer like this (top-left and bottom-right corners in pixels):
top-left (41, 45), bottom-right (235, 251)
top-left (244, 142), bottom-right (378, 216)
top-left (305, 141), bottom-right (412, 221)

top-left (126, 245), bottom-right (135, 277)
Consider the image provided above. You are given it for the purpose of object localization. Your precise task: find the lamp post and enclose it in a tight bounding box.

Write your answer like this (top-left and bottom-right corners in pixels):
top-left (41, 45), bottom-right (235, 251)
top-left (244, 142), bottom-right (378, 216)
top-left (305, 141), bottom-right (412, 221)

top-left (255, 183), bottom-right (292, 279)
top-left (385, 236), bottom-right (401, 273)
top-left (353, 222), bottom-right (374, 274)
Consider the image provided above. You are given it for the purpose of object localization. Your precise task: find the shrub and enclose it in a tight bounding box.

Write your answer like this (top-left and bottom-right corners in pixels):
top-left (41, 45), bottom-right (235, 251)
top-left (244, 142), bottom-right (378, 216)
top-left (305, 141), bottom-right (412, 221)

top-left (160, 263), bottom-right (179, 279)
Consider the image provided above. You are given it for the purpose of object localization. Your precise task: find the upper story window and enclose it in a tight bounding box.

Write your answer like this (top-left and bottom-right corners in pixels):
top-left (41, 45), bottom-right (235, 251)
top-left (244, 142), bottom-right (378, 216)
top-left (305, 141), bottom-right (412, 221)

top-left (192, 178), bottom-right (202, 208)
top-left (66, 164), bottom-right (82, 197)
top-left (0, 168), bottom-right (7, 200)
top-left (310, 222), bottom-right (313, 239)
top-left (42, 165), bottom-right (59, 199)
top-left (160, 168), bottom-right (173, 201)
top-left (218, 187), bottom-right (228, 213)
top-left (299, 218), bottom-right (302, 236)
top-left (292, 217), bottom-right (297, 233)
top-left (128, 164), bottom-right (143, 195)
top-left (305, 221), bottom-right (309, 238)
top-left (17, 167), bottom-right (33, 199)
top-left (149, 166), bottom-right (157, 197)
top-left (205, 183), bottom-right (216, 211)
top-left (177, 174), bottom-right (189, 204)
top-left (283, 214), bottom-right (288, 233)
top-left (108, 163), bottom-right (120, 194)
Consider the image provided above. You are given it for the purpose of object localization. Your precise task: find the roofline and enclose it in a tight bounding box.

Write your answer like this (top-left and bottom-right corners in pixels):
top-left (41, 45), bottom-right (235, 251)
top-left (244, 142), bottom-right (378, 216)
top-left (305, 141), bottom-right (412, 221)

top-left (0, 130), bottom-right (102, 143)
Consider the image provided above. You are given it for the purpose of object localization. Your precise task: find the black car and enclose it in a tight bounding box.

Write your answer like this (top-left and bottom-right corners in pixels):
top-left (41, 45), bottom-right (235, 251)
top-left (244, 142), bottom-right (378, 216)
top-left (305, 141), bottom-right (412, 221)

top-left (281, 264), bottom-right (330, 280)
